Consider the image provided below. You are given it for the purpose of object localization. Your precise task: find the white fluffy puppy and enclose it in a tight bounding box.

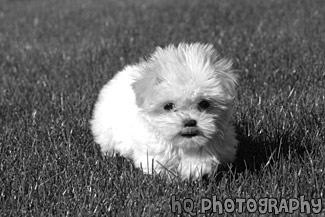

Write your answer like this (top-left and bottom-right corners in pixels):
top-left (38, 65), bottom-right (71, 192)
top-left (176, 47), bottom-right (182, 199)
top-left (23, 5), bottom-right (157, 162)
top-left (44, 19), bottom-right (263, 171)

top-left (91, 43), bottom-right (238, 180)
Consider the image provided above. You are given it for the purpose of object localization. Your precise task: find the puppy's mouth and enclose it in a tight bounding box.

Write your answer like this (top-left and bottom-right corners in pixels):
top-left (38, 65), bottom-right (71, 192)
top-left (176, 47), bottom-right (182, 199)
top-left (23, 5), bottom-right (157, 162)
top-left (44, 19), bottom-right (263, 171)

top-left (180, 127), bottom-right (200, 138)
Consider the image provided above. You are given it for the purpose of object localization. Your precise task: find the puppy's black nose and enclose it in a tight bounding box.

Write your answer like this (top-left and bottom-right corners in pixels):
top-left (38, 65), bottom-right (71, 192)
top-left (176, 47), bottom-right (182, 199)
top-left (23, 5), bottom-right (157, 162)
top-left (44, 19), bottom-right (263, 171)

top-left (184, 119), bottom-right (197, 127)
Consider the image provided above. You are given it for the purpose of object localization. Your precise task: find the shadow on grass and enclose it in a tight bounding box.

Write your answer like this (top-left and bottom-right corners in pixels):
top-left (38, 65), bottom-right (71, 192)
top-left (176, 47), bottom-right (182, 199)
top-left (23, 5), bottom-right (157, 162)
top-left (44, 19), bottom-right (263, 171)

top-left (232, 124), bottom-right (269, 173)
top-left (232, 121), bottom-right (307, 174)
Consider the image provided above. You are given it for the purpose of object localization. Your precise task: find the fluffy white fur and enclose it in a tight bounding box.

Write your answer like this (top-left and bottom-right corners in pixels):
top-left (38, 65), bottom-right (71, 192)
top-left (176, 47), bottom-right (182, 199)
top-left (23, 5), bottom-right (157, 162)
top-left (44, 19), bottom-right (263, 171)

top-left (90, 43), bottom-right (238, 180)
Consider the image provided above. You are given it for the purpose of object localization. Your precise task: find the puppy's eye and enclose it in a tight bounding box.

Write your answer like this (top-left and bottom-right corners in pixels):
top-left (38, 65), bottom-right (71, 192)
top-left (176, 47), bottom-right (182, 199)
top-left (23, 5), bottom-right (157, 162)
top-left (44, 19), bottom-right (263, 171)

top-left (198, 100), bottom-right (210, 110)
top-left (163, 103), bottom-right (175, 111)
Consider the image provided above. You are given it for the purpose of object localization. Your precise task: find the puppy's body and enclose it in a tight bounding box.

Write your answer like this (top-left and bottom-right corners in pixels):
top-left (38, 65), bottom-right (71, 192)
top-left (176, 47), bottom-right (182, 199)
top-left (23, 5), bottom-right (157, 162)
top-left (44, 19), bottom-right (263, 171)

top-left (91, 43), bottom-right (238, 179)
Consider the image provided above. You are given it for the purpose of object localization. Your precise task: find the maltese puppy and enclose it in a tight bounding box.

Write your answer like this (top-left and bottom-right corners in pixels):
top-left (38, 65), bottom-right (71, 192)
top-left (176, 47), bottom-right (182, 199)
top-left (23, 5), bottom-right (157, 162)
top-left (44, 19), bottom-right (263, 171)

top-left (90, 43), bottom-right (238, 180)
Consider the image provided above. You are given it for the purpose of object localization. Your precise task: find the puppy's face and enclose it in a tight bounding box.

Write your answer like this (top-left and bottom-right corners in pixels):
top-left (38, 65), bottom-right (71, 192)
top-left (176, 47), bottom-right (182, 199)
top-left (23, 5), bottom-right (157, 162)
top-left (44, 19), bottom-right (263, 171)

top-left (132, 44), bottom-right (237, 149)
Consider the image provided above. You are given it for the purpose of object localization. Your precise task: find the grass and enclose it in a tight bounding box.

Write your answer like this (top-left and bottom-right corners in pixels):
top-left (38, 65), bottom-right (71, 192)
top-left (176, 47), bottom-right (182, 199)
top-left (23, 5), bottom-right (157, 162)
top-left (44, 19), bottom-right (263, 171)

top-left (0, 0), bottom-right (324, 216)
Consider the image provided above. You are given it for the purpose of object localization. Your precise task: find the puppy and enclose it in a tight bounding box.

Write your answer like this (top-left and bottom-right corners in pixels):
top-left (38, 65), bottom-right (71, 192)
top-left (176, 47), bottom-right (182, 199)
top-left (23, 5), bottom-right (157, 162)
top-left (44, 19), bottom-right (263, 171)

top-left (90, 43), bottom-right (238, 180)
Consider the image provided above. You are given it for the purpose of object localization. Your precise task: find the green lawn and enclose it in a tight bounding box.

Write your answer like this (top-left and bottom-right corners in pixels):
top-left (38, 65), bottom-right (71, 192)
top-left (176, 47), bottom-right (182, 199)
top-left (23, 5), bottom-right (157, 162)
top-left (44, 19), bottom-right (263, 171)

top-left (0, 0), bottom-right (324, 216)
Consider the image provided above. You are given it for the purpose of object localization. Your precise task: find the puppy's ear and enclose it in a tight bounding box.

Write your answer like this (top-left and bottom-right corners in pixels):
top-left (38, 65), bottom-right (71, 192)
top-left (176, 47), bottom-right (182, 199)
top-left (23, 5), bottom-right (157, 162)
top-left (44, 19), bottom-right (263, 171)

top-left (200, 44), bottom-right (238, 103)
top-left (214, 58), bottom-right (238, 103)
top-left (132, 66), bottom-right (162, 108)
